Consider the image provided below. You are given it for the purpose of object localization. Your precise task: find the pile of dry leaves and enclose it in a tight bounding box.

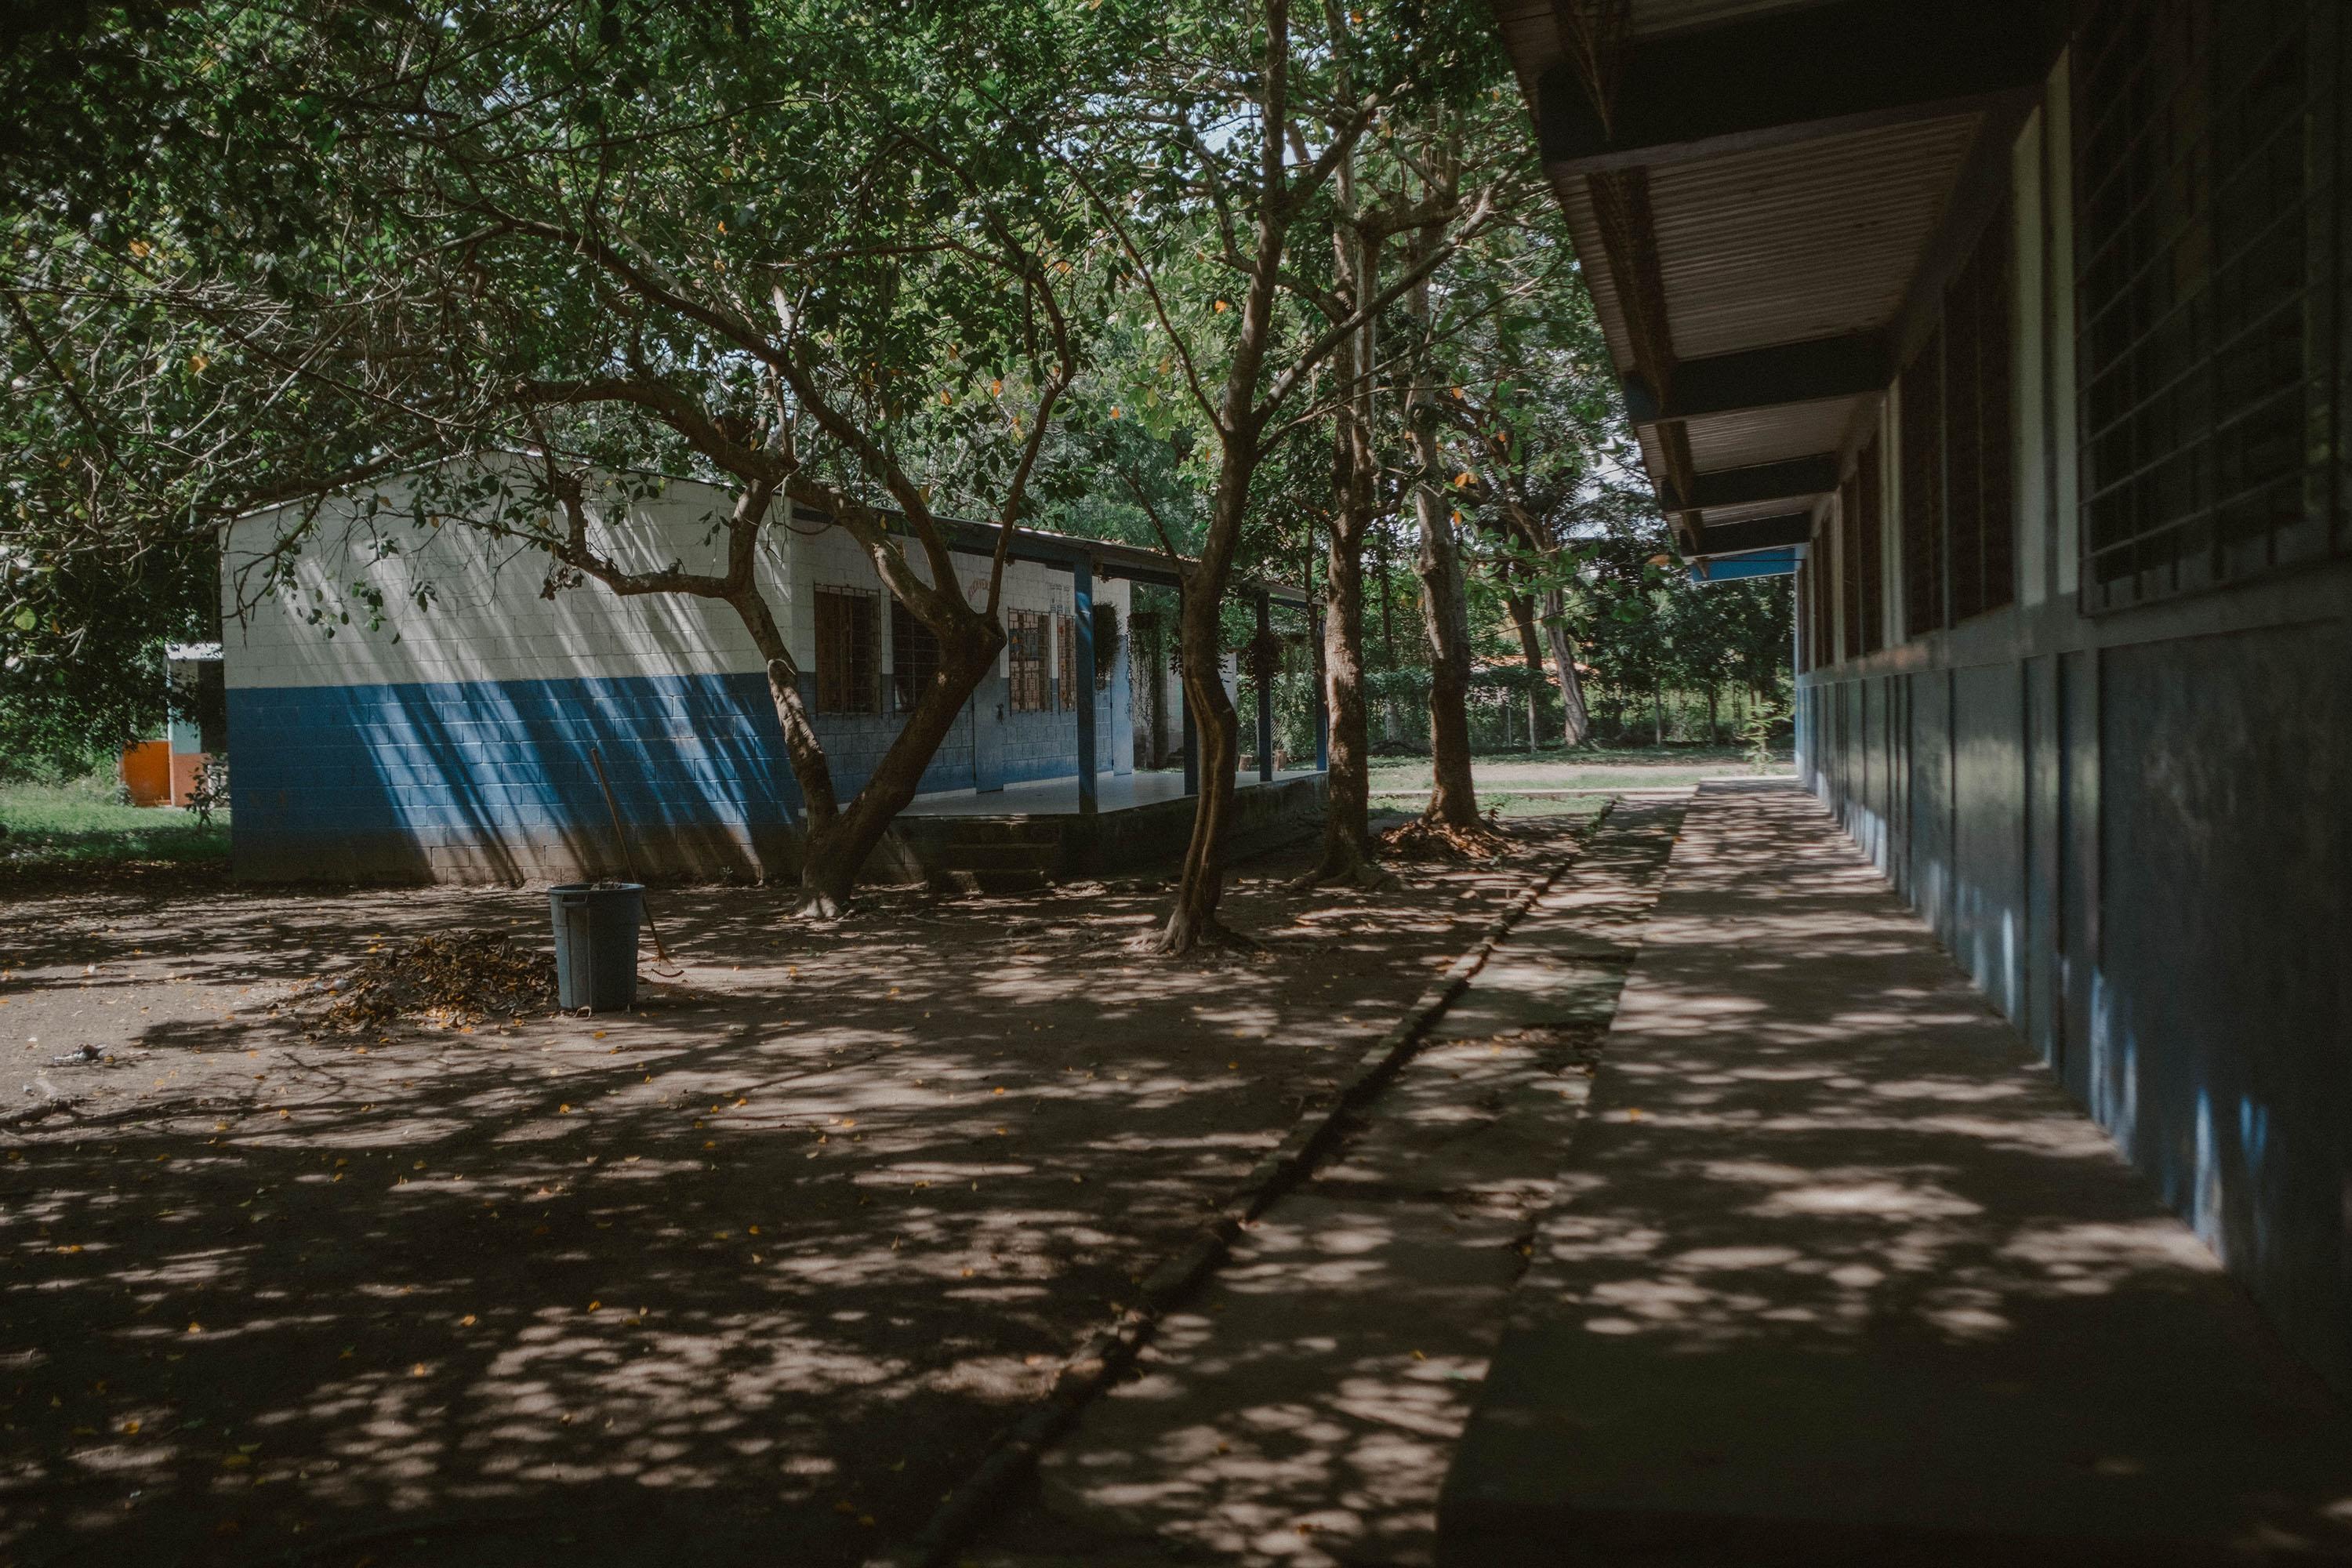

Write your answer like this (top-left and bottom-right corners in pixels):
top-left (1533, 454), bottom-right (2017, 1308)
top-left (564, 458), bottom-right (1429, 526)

top-left (1381, 814), bottom-right (1511, 862)
top-left (320, 931), bottom-right (557, 1031)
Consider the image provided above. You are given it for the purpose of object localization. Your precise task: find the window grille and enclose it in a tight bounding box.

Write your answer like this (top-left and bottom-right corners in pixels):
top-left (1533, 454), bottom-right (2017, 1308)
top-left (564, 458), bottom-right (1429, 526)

top-left (1900, 334), bottom-right (1947, 637)
top-left (1806, 530), bottom-right (1834, 668)
top-left (2074, 0), bottom-right (2339, 610)
top-left (1857, 434), bottom-right (1886, 654)
top-left (890, 599), bottom-right (940, 713)
top-left (1838, 470), bottom-right (1864, 659)
top-left (1795, 563), bottom-right (1813, 672)
top-left (1945, 203), bottom-right (2016, 622)
top-left (1006, 609), bottom-right (1048, 712)
top-left (1056, 613), bottom-right (1077, 710)
top-left (813, 586), bottom-right (877, 714)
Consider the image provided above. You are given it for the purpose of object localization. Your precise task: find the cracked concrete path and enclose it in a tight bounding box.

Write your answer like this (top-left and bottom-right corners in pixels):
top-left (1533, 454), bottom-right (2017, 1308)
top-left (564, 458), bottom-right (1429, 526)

top-left (964, 797), bottom-right (1689, 1567)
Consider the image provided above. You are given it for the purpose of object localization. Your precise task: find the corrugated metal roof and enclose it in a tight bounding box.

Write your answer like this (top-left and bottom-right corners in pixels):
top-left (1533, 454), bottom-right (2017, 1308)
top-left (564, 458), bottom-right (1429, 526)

top-left (1682, 394), bottom-right (1861, 470)
top-left (1626, 0), bottom-right (1842, 40)
top-left (1697, 495), bottom-right (1830, 529)
top-left (1648, 114), bottom-right (1980, 358)
top-left (1486, 0), bottom-right (1986, 553)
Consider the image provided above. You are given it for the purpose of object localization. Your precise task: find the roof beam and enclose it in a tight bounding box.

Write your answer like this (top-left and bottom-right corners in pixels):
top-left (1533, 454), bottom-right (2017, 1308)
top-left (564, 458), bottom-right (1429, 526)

top-left (1623, 333), bottom-right (1889, 423)
top-left (1539, 0), bottom-right (2055, 174)
top-left (1692, 511), bottom-right (1815, 558)
top-left (1661, 454), bottom-right (1840, 511)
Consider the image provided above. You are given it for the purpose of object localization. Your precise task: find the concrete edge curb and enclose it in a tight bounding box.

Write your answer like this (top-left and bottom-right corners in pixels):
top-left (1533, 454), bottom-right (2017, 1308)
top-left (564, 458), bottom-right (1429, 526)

top-left (863, 802), bottom-right (1619, 1568)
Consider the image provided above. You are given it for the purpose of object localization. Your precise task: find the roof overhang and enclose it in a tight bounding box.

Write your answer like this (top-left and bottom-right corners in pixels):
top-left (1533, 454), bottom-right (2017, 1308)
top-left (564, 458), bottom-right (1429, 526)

top-left (1489, 0), bottom-right (2060, 566)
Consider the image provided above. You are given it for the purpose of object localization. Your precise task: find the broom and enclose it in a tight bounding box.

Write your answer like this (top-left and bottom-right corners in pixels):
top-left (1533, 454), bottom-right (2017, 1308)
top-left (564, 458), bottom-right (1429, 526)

top-left (586, 744), bottom-right (684, 979)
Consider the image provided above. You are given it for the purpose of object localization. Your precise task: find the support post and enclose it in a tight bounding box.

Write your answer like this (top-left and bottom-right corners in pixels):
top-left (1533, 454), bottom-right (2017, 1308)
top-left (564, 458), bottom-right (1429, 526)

top-left (1254, 591), bottom-right (1275, 782)
top-left (1073, 556), bottom-right (1097, 817)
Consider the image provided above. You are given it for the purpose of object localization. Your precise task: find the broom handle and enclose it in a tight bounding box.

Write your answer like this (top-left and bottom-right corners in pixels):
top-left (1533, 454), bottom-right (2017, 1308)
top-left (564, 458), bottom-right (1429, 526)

top-left (586, 745), bottom-right (674, 967)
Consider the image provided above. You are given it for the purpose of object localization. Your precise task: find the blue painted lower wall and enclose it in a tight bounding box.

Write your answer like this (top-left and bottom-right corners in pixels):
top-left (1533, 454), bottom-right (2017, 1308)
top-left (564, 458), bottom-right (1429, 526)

top-left (227, 669), bottom-right (1083, 884)
top-left (1798, 595), bottom-right (2352, 1397)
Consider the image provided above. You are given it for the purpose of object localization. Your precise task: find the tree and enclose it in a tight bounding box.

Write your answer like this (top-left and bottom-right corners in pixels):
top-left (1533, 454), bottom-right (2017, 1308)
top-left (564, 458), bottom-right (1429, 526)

top-left (1078, 0), bottom-right (1500, 950)
top-left (10, 2), bottom-right (1116, 913)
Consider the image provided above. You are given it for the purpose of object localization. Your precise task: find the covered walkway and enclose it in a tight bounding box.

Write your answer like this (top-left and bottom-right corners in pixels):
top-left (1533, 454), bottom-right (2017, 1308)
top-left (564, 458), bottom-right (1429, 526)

top-left (1441, 780), bottom-right (2352, 1564)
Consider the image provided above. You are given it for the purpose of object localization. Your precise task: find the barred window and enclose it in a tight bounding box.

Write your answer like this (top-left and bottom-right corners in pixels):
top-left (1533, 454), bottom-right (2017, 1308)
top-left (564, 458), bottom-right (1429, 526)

top-left (1794, 564), bottom-right (1810, 672)
top-left (1900, 334), bottom-right (1947, 637)
top-left (1946, 203), bottom-right (2014, 622)
top-left (1838, 471), bottom-right (1864, 660)
top-left (1056, 613), bottom-right (1076, 710)
top-left (1806, 528), bottom-right (1834, 668)
top-left (1856, 434), bottom-right (1886, 655)
top-left (2074, 0), bottom-right (2336, 609)
top-left (1007, 609), bottom-right (1048, 712)
top-left (890, 599), bottom-right (939, 713)
top-left (813, 586), bottom-right (877, 714)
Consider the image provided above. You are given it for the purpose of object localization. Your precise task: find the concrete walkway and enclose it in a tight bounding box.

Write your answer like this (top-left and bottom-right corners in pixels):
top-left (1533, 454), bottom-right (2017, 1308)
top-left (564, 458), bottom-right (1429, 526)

top-left (967, 798), bottom-right (1690, 1566)
top-left (1441, 780), bottom-right (2352, 1566)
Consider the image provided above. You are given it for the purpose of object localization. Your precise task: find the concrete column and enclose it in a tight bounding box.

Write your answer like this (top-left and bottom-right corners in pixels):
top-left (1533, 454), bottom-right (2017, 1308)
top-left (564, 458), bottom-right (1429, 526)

top-left (1073, 555), bottom-right (1097, 817)
top-left (1255, 591), bottom-right (1275, 782)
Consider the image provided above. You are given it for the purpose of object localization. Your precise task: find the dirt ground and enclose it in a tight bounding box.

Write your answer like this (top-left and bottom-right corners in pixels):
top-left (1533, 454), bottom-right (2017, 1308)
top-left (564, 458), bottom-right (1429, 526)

top-left (0, 813), bottom-right (1594, 1568)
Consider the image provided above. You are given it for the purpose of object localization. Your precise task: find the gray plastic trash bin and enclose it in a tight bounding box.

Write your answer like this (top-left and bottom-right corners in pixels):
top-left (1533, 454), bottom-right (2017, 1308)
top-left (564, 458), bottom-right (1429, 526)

top-left (548, 882), bottom-right (642, 1011)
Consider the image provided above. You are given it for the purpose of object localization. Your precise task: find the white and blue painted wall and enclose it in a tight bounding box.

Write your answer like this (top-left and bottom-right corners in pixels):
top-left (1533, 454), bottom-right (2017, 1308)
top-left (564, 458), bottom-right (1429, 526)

top-left (220, 459), bottom-right (1131, 885)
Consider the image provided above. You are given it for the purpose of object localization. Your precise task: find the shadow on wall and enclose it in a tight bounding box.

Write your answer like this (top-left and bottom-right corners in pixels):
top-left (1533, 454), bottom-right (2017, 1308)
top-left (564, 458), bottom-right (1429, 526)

top-left (229, 672), bottom-right (801, 884)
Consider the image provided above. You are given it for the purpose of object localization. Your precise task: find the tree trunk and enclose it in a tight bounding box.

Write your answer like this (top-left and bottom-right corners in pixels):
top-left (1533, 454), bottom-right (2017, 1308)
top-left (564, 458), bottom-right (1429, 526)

top-left (1413, 487), bottom-right (1478, 824)
top-left (1706, 682), bottom-right (1720, 746)
top-left (1541, 590), bottom-right (1592, 747)
top-left (1162, 575), bottom-right (1244, 950)
top-left (731, 585), bottom-right (998, 916)
top-left (1377, 524), bottom-right (1396, 665)
top-left (1407, 284), bottom-right (1479, 828)
top-left (1652, 682), bottom-right (1666, 748)
top-left (1301, 226), bottom-right (1392, 889)
top-left (1504, 586), bottom-right (1544, 753)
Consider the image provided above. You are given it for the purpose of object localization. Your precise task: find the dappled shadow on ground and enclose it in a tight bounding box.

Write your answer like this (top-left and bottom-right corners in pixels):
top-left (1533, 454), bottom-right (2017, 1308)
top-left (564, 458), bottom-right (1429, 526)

top-left (0, 819), bottom-right (1584, 1568)
top-left (970, 803), bottom-right (1690, 1568)
top-left (1443, 784), bottom-right (2352, 1565)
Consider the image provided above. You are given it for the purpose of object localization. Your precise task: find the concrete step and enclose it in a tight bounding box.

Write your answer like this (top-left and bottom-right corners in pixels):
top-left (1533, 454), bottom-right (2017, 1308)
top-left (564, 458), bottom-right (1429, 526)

top-left (935, 816), bottom-right (1063, 847)
top-left (934, 867), bottom-right (1051, 895)
top-left (929, 843), bottom-right (1059, 874)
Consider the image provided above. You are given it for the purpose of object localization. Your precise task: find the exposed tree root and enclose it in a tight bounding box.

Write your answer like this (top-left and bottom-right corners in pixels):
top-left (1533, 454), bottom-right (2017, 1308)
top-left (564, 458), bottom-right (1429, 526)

top-left (1382, 813), bottom-right (1509, 862)
top-left (790, 887), bottom-right (851, 921)
top-left (1287, 848), bottom-right (1402, 893)
top-left (1138, 916), bottom-right (1261, 958)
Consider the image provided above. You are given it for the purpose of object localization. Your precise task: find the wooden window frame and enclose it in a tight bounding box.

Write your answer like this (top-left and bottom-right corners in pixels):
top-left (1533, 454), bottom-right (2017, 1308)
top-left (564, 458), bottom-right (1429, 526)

top-left (889, 599), bottom-right (940, 714)
top-left (813, 585), bottom-right (878, 715)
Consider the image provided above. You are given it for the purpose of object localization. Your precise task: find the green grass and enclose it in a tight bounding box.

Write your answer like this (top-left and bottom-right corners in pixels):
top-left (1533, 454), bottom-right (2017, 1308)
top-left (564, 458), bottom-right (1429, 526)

top-left (0, 775), bottom-right (230, 871)
top-left (1367, 744), bottom-right (1794, 797)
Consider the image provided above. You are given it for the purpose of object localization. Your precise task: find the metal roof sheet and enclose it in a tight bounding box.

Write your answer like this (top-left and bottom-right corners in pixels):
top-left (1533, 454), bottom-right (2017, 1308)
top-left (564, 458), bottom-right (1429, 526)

top-left (1646, 113), bottom-right (1980, 358)
top-left (1682, 394), bottom-right (1864, 471)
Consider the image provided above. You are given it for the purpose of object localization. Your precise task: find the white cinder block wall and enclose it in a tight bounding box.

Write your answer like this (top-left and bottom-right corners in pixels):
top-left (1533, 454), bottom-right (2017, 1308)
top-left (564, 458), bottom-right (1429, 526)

top-left (220, 457), bottom-right (1131, 882)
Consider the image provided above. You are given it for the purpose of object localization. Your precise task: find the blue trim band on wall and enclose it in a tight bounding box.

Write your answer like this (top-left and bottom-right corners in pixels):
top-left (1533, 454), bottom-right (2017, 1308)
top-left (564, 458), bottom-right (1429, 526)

top-left (228, 672), bottom-right (804, 881)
